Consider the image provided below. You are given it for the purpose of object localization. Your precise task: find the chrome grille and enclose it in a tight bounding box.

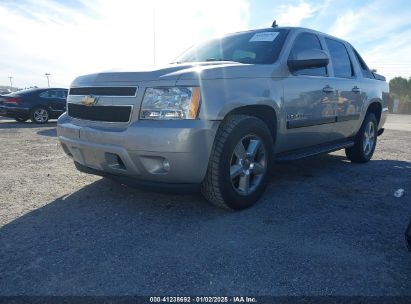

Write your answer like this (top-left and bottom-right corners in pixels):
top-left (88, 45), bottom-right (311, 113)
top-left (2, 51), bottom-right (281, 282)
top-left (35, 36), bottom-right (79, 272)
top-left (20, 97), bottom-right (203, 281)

top-left (69, 87), bottom-right (137, 97)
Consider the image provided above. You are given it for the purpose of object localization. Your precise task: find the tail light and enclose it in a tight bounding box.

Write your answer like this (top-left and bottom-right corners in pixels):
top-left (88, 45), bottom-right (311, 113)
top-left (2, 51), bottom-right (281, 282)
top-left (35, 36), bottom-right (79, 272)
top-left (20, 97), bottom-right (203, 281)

top-left (3, 97), bottom-right (21, 105)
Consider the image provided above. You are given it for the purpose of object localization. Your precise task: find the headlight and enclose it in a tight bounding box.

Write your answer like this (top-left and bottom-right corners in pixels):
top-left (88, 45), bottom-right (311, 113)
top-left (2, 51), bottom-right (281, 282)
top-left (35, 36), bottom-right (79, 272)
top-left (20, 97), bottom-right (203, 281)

top-left (140, 87), bottom-right (200, 120)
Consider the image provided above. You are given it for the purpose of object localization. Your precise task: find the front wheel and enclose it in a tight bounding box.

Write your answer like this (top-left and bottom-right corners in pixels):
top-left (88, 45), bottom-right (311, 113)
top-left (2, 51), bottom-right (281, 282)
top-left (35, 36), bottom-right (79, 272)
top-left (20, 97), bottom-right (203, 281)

top-left (31, 107), bottom-right (49, 124)
top-left (345, 113), bottom-right (378, 163)
top-left (201, 115), bottom-right (274, 210)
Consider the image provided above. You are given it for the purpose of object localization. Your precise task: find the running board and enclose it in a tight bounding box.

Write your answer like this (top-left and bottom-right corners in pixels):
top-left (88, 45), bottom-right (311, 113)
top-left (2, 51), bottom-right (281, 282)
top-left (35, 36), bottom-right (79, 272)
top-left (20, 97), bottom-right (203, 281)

top-left (275, 140), bottom-right (355, 162)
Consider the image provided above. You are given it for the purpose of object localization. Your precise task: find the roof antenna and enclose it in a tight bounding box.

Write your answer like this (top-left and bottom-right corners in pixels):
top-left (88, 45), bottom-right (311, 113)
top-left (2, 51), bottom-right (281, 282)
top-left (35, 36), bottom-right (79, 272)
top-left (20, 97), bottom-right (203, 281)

top-left (272, 20), bottom-right (278, 28)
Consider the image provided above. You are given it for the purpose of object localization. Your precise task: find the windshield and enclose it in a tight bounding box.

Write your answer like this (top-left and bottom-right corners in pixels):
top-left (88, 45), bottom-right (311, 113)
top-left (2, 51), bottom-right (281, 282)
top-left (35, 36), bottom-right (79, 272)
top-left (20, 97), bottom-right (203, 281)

top-left (175, 29), bottom-right (289, 65)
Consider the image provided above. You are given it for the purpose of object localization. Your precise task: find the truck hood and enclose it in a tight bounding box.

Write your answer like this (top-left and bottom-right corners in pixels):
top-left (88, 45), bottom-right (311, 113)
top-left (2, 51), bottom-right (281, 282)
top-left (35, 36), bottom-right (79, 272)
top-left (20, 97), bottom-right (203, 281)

top-left (71, 61), bottom-right (280, 86)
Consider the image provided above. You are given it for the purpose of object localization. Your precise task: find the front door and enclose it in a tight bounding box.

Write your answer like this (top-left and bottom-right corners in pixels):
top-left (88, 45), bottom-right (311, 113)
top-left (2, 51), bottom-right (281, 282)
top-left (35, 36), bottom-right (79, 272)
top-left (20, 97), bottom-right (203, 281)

top-left (281, 32), bottom-right (337, 152)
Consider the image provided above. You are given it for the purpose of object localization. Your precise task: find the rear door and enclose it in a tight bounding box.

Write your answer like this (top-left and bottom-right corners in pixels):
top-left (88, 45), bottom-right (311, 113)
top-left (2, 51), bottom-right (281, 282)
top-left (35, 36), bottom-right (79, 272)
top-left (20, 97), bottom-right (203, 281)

top-left (323, 37), bottom-right (363, 138)
top-left (281, 32), bottom-right (338, 151)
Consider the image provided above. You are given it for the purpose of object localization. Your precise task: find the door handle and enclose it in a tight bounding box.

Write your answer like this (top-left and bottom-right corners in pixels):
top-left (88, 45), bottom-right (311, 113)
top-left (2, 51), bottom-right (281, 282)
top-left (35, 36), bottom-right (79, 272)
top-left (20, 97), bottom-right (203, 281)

top-left (323, 85), bottom-right (334, 94)
top-left (352, 86), bottom-right (361, 93)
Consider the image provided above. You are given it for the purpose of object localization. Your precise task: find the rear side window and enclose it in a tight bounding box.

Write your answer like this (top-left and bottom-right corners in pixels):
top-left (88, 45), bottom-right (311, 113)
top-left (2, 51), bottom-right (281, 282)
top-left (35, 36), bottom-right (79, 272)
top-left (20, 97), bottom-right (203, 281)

top-left (352, 47), bottom-right (374, 79)
top-left (40, 90), bottom-right (66, 98)
top-left (325, 38), bottom-right (354, 78)
top-left (39, 91), bottom-right (51, 98)
top-left (289, 33), bottom-right (327, 77)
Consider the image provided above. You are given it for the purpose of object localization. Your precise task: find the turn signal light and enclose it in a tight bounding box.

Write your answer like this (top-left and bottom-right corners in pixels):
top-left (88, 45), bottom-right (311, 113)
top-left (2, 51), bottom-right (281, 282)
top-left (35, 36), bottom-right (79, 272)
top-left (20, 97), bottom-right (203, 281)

top-left (188, 87), bottom-right (200, 119)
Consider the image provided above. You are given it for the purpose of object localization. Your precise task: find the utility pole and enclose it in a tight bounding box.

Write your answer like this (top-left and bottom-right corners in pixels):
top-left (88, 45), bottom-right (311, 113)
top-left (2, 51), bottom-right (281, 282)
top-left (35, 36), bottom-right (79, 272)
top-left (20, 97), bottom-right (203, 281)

top-left (8, 76), bottom-right (13, 91)
top-left (44, 73), bottom-right (50, 88)
top-left (153, 7), bottom-right (156, 65)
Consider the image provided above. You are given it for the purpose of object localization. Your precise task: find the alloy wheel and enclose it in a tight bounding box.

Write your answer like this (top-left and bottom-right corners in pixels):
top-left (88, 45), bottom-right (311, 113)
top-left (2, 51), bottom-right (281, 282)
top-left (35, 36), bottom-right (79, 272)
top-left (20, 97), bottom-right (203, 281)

top-left (363, 121), bottom-right (375, 155)
top-left (230, 135), bottom-right (267, 195)
top-left (34, 109), bottom-right (49, 123)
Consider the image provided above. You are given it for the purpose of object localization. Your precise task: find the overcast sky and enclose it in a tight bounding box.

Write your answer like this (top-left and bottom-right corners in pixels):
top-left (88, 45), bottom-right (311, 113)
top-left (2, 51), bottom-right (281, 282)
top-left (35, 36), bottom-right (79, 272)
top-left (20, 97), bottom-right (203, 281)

top-left (1, 0), bottom-right (410, 88)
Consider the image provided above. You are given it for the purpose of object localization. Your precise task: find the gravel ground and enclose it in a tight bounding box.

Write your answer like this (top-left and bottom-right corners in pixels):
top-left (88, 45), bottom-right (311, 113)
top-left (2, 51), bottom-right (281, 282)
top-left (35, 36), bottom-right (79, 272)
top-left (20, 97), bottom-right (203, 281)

top-left (0, 115), bottom-right (410, 296)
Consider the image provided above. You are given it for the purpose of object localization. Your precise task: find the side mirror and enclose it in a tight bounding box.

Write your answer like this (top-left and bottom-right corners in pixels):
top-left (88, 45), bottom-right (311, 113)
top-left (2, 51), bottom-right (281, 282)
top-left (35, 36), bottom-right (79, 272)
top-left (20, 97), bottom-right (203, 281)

top-left (288, 49), bottom-right (329, 72)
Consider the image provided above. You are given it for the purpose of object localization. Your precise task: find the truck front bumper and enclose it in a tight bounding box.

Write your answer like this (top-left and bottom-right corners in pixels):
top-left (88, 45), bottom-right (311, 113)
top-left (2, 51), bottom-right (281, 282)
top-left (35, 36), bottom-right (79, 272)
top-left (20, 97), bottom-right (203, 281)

top-left (57, 114), bottom-right (219, 184)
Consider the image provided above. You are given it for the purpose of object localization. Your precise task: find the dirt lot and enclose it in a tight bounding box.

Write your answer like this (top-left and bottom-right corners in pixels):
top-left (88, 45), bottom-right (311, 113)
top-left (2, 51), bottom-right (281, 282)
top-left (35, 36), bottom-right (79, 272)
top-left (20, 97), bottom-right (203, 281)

top-left (0, 115), bottom-right (410, 296)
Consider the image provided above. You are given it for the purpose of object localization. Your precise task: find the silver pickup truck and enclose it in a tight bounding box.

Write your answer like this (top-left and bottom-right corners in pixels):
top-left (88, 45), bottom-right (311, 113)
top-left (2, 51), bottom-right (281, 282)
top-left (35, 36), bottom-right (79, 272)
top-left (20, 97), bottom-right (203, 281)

top-left (57, 25), bottom-right (388, 210)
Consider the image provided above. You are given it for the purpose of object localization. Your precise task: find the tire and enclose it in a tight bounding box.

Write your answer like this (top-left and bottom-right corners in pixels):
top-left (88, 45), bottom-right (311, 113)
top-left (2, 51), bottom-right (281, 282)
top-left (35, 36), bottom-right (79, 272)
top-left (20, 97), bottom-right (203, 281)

top-left (15, 116), bottom-right (28, 122)
top-left (345, 112), bottom-right (378, 163)
top-left (201, 115), bottom-right (274, 210)
top-left (30, 107), bottom-right (49, 124)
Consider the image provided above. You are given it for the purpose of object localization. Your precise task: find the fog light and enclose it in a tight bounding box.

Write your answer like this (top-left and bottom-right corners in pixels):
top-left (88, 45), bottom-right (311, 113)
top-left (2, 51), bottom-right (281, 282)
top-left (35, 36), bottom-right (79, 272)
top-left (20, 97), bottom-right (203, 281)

top-left (163, 159), bottom-right (170, 171)
top-left (140, 156), bottom-right (170, 175)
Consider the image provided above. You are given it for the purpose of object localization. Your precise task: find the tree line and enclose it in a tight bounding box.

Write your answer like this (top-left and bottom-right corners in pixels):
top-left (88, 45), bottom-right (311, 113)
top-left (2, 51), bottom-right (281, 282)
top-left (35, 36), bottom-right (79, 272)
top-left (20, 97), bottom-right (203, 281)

top-left (389, 76), bottom-right (411, 113)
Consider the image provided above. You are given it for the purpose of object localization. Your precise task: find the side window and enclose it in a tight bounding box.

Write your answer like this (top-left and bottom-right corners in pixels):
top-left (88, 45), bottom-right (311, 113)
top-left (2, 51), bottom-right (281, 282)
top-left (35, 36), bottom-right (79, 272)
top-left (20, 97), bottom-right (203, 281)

top-left (289, 33), bottom-right (327, 77)
top-left (49, 90), bottom-right (58, 98)
top-left (325, 38), bottom-right (354, 78)
top-left (352, 47), bottom-right (374, 79)
top-left (39, 91), bottom-right (50, 98)
top-left (56, 90), bottom-right (67, 99)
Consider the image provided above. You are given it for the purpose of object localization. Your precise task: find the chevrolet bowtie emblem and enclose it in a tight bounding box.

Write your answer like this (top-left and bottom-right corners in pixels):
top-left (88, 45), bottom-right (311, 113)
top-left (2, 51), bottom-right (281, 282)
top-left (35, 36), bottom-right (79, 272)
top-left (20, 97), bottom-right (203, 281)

top-left (81, 95), bottom-right (98, 106)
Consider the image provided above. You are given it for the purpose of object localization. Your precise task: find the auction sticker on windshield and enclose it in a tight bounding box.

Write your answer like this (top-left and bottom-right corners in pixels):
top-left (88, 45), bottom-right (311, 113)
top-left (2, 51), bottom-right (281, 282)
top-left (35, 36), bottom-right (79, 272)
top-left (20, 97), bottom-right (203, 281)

top-left (249, 32), bottom-right (279, 42)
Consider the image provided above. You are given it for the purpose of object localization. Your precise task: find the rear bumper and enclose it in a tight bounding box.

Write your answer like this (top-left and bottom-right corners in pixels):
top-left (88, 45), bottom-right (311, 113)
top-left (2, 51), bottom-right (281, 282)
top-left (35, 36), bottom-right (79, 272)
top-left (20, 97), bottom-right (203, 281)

top-left (57, 114), bottom-right (219, 184)
top-left (0, 105), bottom-right (30, 118)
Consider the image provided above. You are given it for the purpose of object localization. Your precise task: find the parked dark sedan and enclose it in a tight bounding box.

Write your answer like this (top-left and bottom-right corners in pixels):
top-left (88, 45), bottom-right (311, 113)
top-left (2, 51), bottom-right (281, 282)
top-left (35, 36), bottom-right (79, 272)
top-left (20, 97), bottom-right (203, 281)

top-left (0, 88), bottom-right (68, 123)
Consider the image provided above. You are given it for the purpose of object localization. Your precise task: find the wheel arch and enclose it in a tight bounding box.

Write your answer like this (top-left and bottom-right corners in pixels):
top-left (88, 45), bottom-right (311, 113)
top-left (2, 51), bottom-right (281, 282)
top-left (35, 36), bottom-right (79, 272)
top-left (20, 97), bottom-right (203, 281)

top-left (366, 100), bottom-right (382, 125)
top-left (224, 105), bottom-right (278, 143)
top-left (30, 104), bottom-right (51, 112)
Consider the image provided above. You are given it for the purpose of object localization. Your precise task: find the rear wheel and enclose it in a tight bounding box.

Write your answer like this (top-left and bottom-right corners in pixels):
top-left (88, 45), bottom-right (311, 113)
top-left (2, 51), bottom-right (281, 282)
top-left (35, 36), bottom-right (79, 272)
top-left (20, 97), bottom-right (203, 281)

top-left (15, 116), bottom-right (28, 122)
top-left (345, 113), bottom-right (378, 163)
top-left (201, 115), bottom-right (274, 210)
top-left (31, 107), bottom-right (49, 124)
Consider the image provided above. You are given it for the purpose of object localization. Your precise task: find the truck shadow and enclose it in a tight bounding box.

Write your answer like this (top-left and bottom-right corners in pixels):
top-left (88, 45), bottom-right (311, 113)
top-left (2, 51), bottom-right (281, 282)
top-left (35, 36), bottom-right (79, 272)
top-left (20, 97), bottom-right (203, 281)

top-left (0, 120), bottom-right (57, 129)
top-left (37, 128), bottom-right (57, 137)
top-left (1, 156), bottom-right (410, 294)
